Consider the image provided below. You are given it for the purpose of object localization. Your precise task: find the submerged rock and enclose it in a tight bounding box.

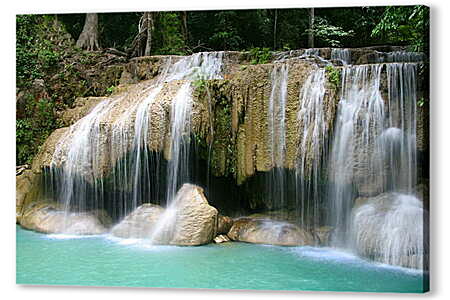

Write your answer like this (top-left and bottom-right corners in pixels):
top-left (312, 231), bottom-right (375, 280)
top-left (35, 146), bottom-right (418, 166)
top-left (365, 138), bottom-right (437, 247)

top-left (350, 192), bottom-right (428, 269)
top-left (227, 217), bottom-right (314, 246)
top-left (112, 184), bottom-right (218, 246)
top-left (213, 234), bottom-right (231, 243)
top-left (20, 202), bottom-right (110, 235)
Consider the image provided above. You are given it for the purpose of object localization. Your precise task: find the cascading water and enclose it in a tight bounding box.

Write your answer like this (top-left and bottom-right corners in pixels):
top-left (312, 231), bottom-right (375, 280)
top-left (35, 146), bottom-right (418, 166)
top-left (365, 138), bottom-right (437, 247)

top-left (47, 51), bottom-right (224, 234)
top-left (350, 193), bottom-right (427, 270)
top-left (266, 63), bottom-right (289, 210)
top-left (148, 82), bottom-right (193, 243)
top-left (331, 48), bottom-right (351, 65)
top-left (384, 63), bottom-right (418, 192)
top-left (296, 68), bottom-right (327, 229)
top-left (327, 61), bottom-right (427, 269)
top-left (375, 50), bottom-right (425, 63)
top-left (328, 64), bottom-right (385, 246)
top-left (50, 98), bottom-right (113, 230)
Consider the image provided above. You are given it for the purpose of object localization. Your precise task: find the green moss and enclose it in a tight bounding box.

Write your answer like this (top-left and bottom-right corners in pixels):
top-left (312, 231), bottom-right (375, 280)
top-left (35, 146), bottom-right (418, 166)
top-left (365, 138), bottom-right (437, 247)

top-left (193, 80), bottom-right (237, 178)
top-left (249, 47), bottom-right (272, 65)
top-left (325, 65), bottom-right (341, 88)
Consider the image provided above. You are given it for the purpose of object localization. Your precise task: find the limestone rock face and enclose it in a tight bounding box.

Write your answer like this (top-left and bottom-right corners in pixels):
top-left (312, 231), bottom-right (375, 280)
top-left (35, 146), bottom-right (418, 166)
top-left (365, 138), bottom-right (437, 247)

top-left (111, 184), bottom-right (218, 246)
top-left (217, 215), bottom-right (233, 234)
top-left (170, 184), bottom-right (218, 246)
top-left (111, 203), bottom-right (165, 238)
top-left (60, 96), bottom-right (107, 126)
top-left (227, 218), bottom-right (314, 246)
top-left (20, 202), bottom-right (110, 235)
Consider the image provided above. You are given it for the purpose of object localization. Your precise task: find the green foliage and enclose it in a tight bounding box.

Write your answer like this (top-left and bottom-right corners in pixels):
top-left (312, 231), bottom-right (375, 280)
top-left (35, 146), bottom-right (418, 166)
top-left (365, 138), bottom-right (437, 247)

top-left (371, 5), bottom-right (429, 52)
top-left (209, 11), bottom-right (243, 50)
top-left (16, 97), bottom-right (61, 164)
top-left (325, 65), bottom-right (341, 88)
top-left (306, 17), bottom-right (354, 47)
top-left (16, 15), bottom-right (64, 89)
top-left (249, 47), bottom-right (272, 65)
top-left (153, 12), bottom-right (186, 55)
top-left (193, 79), bottom-right (207, 94)
top-left (16, 15), bottom-right (67, 164)
top-left (106, 85), bottom-right (116, 94)
top-left (417, 97), bottom-right (426, 107)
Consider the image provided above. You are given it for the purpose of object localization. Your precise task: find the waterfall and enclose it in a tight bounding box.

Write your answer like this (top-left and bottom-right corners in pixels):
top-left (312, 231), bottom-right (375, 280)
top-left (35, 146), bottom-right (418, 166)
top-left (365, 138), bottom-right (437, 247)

top-left (50, 98), bottom-right (114, 230)
top-left (385, 63), bottom-right (418, 192)
top-left (375, 51), bottom-right (425, 63)
top-left (328, 64), bottom-right (385, 246)
top-left (327, 62), bottom-right (426, 269)
top-left (47, 52), bottom-right (224, 231)
top-left (166, 82), bottom-right (193, 203)
top-left (296, 68), bottom-right (327, 229)
top-left (302, 48), bottom-right (320, 57)
top-left (266, 64), bottom-right (289, 210)
top-left (331, 48), bottom-right (351, 65)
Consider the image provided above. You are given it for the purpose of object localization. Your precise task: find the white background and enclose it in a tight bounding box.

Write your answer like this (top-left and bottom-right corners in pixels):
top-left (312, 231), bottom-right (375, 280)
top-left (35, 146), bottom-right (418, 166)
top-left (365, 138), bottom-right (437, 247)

top-left (1, 0), bottom-right (448, 299)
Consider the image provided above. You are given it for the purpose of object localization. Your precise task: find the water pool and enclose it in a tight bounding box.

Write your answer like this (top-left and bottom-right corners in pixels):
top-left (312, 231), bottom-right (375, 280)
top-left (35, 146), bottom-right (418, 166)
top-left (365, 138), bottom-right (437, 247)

top-left (16, 226), bottom-right (428, 292)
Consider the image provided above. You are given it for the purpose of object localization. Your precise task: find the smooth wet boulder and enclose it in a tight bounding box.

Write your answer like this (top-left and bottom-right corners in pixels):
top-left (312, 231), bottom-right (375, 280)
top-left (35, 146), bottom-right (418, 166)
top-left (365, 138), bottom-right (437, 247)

top-left (20, 202), bottom-right (111, 235)
top-left (111, 184), bottom-right (218, 246)
top-left (227, 218), bottom-right (314, 246)
top-left (16, 170), bottom-right (34, 223)
top-left (170, 184), bottom-right (218, 246)
top-left (111, 203), bottom-right (165, 239)
top-left (248, 210), bottom-right (299, 224)
top-left (217, 215), bottom-right (233, 234)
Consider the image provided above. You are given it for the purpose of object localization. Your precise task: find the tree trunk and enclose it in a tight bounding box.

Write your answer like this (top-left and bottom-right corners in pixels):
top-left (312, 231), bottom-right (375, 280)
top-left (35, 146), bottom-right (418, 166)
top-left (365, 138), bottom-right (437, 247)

top-left (76, 13), bottom-right (100, 51)
top-left (308, 8), bottom-right (315, 48)
top-left (180, 11), bottom-right (188, 44)
top-left (130, 12), bottom-right (155, 57)
top-left (273, 9), bottom-right (278, 50)
top-left (144, 12), bottom-right (154, 56)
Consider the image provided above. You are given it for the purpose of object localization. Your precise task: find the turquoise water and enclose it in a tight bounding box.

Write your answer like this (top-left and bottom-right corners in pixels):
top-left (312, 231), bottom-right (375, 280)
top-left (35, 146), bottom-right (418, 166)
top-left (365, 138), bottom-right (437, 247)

top-left (16, 226), bottom-right (428, 292)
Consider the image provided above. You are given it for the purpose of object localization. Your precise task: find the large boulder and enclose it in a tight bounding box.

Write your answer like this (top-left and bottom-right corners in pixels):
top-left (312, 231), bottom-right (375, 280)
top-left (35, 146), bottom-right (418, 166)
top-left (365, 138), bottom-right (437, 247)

top-left (111, 203), bottom-right (165, 239)
top-left (350, 192), bottom-right (428, 269)
top-left (16, 170), bottom-right (34, 223)
top-left (227, 218), bottom-right (314, 246)
top-left (169, 184), bottom-right (218, 246)
top-left (248, 210), bottom-right (299, 224)
top-left (111, 183), bottom-right (218, 246)
top-left (16, 169), bottom-right (42, 224)
top-left (20, 202), bottom-right (111, 235)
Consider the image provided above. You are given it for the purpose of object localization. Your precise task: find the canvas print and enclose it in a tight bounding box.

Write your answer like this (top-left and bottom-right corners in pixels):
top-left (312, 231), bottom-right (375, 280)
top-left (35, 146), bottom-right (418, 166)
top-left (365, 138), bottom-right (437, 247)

top-left (16, 5), bottom-right (430, 293)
